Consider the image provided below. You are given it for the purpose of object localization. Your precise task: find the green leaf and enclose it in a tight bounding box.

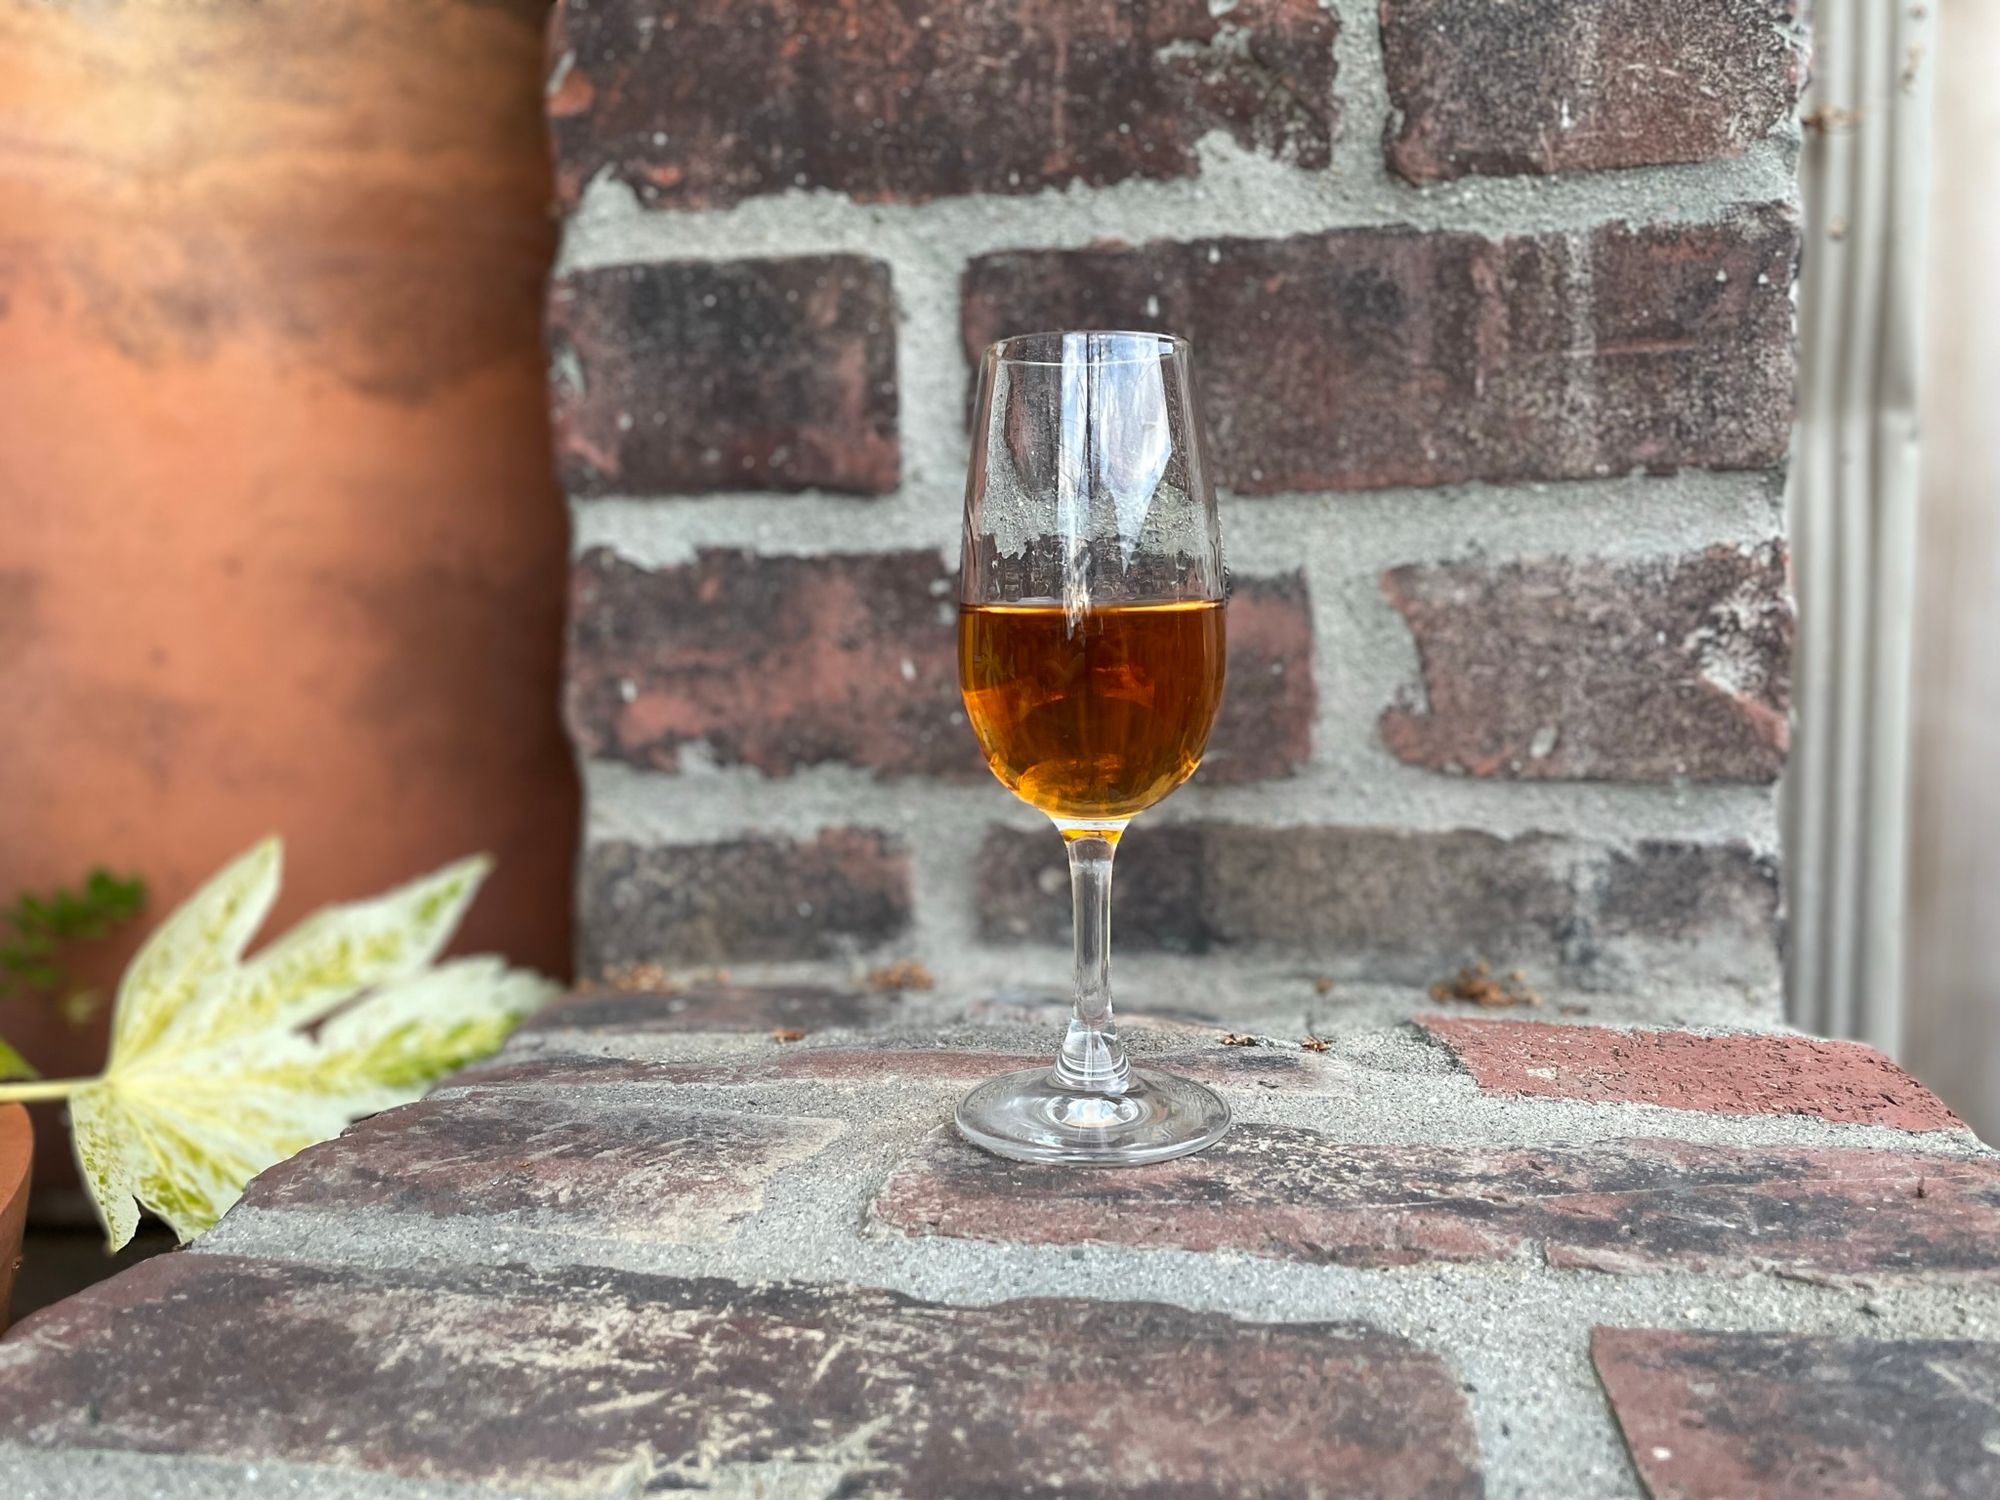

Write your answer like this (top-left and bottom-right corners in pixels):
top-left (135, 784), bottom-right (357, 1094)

top-left (0, 1035), bottom-right (39, 1081)
top-left (0, 869), bottom-right (148, 1006)
top-left (72, 839), bottom-right (552, 1248)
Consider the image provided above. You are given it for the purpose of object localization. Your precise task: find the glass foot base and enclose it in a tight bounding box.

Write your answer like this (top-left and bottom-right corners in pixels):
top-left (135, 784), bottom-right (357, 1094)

top-left (954, 1066), bottom-right (1232, 1166)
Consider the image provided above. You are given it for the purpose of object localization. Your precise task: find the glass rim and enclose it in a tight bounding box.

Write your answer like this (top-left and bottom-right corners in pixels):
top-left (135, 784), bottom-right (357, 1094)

top-left (984, 329), bottom-right (1190, 367)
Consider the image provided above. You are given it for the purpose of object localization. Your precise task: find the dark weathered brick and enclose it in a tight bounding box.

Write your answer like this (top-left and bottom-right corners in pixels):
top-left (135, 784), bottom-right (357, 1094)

top-left (1204, 572), bottom-right (1315, 782)
top-left (1382, 0), bottom-right (1803, 182)
top-left (547, 0), bottom-right (1338, 208)
top-left (966, 228), bottom-right (1565, 494)
top-left (1593, 1330), bottom-right (2000, 1500)
top-left (978, 823), bottom-right (1576, 981)
top-left (1378, 545), bottom-right (1792, 781)
top-left (1418, 1018), bottom-right (1966, 1131)
top-left (568, 550), bottom-right (1307, 782)
top-left (567, 548), bottom-right (972, 776)
top-left (518, 983), bottom-right (901, 1037)
top-left (1590, 216), bottom-right (1802, 474)
top-left (549, 257), bottom-right (896, 496)
top-left (877, 1129), bottom-right (2000, 1280)
top-left (579, 832), bottom-right (910, 973)
top-left (961, 207), bottom-right (1797, 492)
top-left (1581, 841), bottom-right (1782, 994)
top-left (978, 824), bottom-right (1780, 989)
top-left (455, 1039), bottom-right (1340, 1094)
top-left (0, 1254), bottom-right (1482, 1499)
top-left (242, 1093), bottom-right (841, 1243)
top-left (1592, 840), bottom-right (1782, 950)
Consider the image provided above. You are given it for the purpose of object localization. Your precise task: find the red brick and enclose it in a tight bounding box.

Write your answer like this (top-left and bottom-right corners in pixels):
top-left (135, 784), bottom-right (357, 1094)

top-left (1382, 0), bottom-right (1803, 183)
top-left (567, 548), bottom-right (972, 776)
top-left (962, 207), bottom-right (1797, 493)
top-left (1379, 545), bottom-right (1792, 781)
top-left (1418, 1018), bottom-right (1966, 1131)
top-left (547, 0), bottom-right (1338, 208)
top-left (549, 257), bottom-right (896, 496)
top-left (455, 1040), bottom-right (1340, 1094)
top-left (241, 1092), bottom-right (841, 1243)
top-left (1593, 1329), bottom-right (2000, 1500)
top-left (518, 983), bottom-right (902, 1038)
top-left (578, 831), bottom-right (910, 973)
top-left (876, 1128), bottom-right (2000, 1280)
top-left (0, 1253), bottom-right (1482, 1499)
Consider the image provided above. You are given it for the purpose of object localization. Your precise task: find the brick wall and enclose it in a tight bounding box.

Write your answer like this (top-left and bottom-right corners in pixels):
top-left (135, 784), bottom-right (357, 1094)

top-left (548, 0), bottom-right (1803, 1016)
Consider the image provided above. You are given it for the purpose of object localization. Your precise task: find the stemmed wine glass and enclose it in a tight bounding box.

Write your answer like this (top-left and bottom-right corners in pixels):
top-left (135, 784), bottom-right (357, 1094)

top-left (954, 330), bottom-right (1231, 1165)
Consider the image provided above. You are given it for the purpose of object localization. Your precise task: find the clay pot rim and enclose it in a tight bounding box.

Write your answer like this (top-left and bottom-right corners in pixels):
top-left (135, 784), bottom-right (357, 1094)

top-left (1, 1103), bottom-right (32, 1332)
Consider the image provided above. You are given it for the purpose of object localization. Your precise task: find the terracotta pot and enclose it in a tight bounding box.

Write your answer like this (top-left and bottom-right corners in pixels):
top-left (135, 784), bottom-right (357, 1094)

top-left (0, 0), bottom-right (578, 1216)
top-left (0, 1105), bottom-right (29, 1328)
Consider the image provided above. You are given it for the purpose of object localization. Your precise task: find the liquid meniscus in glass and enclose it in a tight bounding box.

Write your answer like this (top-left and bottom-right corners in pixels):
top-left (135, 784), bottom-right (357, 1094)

top-left (958, 599), bottom-right (1226, 823)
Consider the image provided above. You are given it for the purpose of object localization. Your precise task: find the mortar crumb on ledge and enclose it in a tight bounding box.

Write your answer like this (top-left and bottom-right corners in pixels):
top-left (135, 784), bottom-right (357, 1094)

top-left (1430, 961), bottom-right (1545, 1009)
top-left (866, 960), bottom-right (937, 992)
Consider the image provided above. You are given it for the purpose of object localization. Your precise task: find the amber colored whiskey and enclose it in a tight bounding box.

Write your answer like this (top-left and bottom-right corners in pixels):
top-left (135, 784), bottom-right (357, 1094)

top-left (958, 599), bottom-right (1226, 824)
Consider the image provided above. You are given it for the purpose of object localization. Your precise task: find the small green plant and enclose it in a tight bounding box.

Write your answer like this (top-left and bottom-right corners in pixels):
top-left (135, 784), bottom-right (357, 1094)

top-left (0, 867), bottom-right (149, 1032)
top-left (0, 838), bottom-right (557, 1248)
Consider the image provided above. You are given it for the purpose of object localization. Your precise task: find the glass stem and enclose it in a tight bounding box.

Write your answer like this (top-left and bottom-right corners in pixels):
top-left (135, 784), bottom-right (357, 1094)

top-left (1053, 828), bottom-right (1132, 1095)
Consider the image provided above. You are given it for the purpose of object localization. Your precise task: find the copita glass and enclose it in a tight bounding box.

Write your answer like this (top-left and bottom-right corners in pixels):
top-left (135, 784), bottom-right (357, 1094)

top-left (955, 330), bottom-right (1232, 1165)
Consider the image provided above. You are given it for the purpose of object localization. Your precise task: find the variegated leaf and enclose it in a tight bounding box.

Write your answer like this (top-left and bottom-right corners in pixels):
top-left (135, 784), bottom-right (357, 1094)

top-left (67, 1083), bottom-right (141, 1251)
top-left (312, 956), bottom-right (557, 1112)
top-left (146, 854), bottom-right (492, 1063)
top-left (66, 839), bottom-right (550, 1248)
top-left (108, 838), bottom-right (280, 1067)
